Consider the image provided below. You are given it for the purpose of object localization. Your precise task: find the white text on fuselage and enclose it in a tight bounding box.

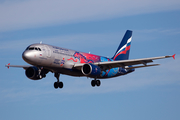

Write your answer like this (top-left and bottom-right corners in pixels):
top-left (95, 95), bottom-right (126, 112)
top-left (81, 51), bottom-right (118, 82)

top-left (53, 47), bottom-right (73, 57)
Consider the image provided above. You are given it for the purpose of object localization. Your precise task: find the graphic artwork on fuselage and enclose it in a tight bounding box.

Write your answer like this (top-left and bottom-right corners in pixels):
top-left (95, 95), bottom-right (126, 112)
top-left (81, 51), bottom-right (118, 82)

top-left (67, 52), bottom-right (101, 63)
top-left (60, 58), bottom-right (65, 66)
top-left (67, 57), bottom-right (78, 62)
top-left (73, 52), bottom-right (101, 63)
top-left (99, 57), bottom-right (127, 77)
top-left (100, 57), bottom-right (115, 77)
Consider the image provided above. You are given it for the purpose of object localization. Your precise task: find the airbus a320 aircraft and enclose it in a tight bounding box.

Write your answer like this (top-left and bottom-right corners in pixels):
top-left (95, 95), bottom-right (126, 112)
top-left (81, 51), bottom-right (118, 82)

top-left (6, 30), bottom-right (175, 89)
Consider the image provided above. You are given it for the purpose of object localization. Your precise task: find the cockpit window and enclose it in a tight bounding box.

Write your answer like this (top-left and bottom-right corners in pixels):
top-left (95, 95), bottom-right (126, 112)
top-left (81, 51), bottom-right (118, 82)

top-left (26, 46), bottom-right (42, 51)
top-left (38, 48), bottom-right (41, 51)
top-left (29, 47), bottom-right (34, 50)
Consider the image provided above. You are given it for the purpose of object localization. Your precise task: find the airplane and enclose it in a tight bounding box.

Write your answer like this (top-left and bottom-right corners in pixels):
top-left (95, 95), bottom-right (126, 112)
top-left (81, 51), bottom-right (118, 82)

top-left (6, 30), bottom-right (175, 89)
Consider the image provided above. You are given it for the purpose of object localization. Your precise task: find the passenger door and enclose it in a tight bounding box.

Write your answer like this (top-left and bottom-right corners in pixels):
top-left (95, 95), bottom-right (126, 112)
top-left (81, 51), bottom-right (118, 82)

top-left (44, 45), bottom-right (51, 58)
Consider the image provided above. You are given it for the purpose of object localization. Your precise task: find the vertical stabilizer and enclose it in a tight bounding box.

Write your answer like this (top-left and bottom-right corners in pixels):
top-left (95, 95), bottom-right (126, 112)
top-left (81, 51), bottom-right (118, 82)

top-left (112, 30), bottom-right (132, 60)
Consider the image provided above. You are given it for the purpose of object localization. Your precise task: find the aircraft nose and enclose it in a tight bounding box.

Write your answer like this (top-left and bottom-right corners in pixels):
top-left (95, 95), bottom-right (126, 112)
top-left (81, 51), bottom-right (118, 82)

top-left (22, 51), bottom-right (34, 63)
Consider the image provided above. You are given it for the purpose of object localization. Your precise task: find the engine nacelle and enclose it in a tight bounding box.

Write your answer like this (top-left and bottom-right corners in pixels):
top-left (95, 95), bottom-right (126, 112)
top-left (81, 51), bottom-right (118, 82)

top-left (81, 64), bottom-right (101, 76)
top-left (25, 66), bottom-right (41, 80)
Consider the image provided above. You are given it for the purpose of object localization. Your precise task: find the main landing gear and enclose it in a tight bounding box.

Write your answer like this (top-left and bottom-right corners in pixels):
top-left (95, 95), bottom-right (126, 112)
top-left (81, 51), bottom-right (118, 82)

top-left (53, 73), bottom-right (101, 89)
top-left (54, 73), bottom-right (63, 89)
top-left (91, 78), bottom-right (101, 87)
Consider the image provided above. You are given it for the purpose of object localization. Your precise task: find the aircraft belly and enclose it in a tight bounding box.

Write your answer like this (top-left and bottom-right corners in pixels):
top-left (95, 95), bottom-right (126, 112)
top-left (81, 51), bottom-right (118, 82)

top-left (97, 67), bottom-right (135, 79)
top-left (45, 66), bottom-right (83, 76)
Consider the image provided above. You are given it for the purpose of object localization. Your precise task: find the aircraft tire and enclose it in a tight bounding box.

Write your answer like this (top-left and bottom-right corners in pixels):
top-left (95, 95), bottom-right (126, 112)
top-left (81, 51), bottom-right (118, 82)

top-left (58, 82), bottom-right (63, 88)
top-left (96, 80), bottom-right (101, 87)
top-left (54, 82), bottom-right (58, 89)
top-left (91, 80), bottom-right (96, 87)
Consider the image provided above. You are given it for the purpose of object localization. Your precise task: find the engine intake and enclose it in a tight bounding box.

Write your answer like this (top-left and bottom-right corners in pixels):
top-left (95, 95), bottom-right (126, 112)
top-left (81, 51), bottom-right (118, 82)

top-left (25, 66), bottom-right (41, 80)
top-left (81, 64), bottom-right (101, 76)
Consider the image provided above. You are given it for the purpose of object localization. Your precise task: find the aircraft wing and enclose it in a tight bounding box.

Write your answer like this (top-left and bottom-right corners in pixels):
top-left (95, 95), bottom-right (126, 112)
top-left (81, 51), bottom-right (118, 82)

top-left (5, 63), bottom-right (31, 69)
top-left (74, 54), bottom-right (175, 70)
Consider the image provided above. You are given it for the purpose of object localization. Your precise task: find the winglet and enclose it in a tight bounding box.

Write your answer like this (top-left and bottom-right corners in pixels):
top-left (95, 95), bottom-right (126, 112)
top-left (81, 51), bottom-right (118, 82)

top-left (6, 63), bottom-right (10, 69)
top-left (172, 54), bottom-right (176, 60)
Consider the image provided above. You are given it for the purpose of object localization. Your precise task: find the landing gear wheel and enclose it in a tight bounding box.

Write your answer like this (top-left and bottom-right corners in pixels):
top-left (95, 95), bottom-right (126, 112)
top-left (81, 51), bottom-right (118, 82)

top-left (54, 82), bottom-right (58, 89)
top-left (91, 80), bottom-right (96, 87)
top-left (91, 79), bottom-right (101, 87)
top-left (96, 80), bottom-right (101, 87)
top-left (58, 82), bottom-right (63, 88)
top-left (54, 73), bottom-right (64, 89)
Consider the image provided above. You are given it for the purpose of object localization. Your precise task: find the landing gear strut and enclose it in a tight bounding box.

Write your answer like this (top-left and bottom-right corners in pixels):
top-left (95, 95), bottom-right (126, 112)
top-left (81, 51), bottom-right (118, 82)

top-left (54, 73), bottom-right (63, 89)
top-left (38, 67), bottom-right (47, 79)
top-left (91, 78), bottom-right (101, 87)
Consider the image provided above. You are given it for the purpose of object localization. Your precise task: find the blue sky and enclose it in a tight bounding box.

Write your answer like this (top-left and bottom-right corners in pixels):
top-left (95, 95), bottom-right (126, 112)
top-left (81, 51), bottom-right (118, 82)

top-left (0, 0), bottom-right (180, 120)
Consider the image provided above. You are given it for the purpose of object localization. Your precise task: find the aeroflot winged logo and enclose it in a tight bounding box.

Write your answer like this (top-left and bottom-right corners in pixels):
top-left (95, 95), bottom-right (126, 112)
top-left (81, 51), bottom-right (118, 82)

top-left (113, 37), bottom-right (132, 60)
top-left (5, 30), bottom-right (175, 89)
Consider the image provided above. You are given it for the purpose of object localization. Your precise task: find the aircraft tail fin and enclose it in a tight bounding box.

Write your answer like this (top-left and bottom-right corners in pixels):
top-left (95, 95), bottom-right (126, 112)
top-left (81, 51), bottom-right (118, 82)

top-left (112, 30), bottom-right (132, 60)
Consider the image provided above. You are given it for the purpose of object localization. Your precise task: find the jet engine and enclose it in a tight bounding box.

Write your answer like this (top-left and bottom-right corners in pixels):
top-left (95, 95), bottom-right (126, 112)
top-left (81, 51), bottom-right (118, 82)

top-left (81, 64), bottom-right (101, 76)
top-left (25, 66), bottom-right (48, 80)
